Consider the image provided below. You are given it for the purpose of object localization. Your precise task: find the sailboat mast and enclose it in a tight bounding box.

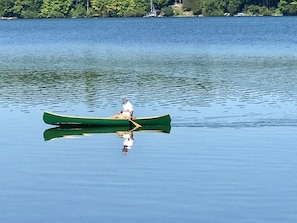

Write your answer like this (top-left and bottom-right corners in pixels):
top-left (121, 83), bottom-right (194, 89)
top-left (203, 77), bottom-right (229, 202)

top-left (150, 0), bottom-right (153, 13)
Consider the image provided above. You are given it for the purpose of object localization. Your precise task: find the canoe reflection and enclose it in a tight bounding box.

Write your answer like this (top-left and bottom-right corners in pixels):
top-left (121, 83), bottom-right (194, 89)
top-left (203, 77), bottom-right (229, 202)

top-left (43, 125), bottom-right (170, 141)
top-left (44, 126), bottom-right (170, 155)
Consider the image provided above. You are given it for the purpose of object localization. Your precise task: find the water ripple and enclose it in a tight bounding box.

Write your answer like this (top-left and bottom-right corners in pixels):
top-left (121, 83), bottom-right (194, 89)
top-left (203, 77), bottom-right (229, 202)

top-left (1, 19), bottom-right (297, 128)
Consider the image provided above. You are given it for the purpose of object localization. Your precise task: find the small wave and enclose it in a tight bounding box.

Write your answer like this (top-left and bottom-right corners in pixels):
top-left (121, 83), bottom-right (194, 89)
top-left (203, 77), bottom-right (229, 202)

top-left (172, 119), bottom-right (297, 128)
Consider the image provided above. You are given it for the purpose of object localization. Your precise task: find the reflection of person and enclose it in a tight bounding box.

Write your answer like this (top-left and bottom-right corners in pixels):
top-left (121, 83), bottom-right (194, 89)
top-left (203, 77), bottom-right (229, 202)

top-left (121, 132), bottom-right (134, 156)
top-left (112, 96), bottom-right (134, 119)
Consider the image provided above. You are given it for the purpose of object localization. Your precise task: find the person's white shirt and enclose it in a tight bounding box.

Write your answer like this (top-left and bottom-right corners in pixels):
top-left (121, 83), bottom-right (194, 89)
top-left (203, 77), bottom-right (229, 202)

top-left (123, 133), bottom-right (134, 149)
top-left (122, 101), bottom-right (133, 118)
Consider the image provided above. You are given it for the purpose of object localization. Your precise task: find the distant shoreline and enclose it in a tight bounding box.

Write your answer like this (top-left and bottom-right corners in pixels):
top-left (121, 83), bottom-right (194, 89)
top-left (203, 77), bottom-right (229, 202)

top-left (0, 14), bottom-right (286, 20)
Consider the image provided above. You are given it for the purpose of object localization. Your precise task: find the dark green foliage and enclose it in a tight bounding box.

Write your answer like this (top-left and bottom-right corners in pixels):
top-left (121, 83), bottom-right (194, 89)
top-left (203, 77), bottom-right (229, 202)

top-left (70, 3), bottom-right (87, 17)
top-left (0, 0), bottom-right (16, 17)
top-left (0, 0), bottom-right (296, 18)
top-left (162, 6), bottom-right (174, 16)
top-left (278, 0), bottom-right (297, 15)
top-left (39, 0), bottom-right (72, 18)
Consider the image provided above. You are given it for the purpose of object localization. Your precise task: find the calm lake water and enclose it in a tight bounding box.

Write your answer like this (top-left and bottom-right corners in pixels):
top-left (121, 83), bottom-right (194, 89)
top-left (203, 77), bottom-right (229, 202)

top-left (1, 17), bottom-right (297, 223)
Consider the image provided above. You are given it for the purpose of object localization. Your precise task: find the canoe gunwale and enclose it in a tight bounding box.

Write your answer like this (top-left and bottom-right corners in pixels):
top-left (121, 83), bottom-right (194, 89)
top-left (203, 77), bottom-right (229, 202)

top-left (44, 111), bottom-right (169, 121)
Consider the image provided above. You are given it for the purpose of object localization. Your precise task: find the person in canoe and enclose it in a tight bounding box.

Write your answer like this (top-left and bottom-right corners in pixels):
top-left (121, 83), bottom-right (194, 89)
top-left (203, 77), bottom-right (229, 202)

top-left (112, 96), bottom-right (134, 119)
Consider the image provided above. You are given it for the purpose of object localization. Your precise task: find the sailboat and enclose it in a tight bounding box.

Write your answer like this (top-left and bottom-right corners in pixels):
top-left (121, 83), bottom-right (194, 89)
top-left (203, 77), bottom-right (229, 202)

top-left (144, 0), bottom-right (157, 17)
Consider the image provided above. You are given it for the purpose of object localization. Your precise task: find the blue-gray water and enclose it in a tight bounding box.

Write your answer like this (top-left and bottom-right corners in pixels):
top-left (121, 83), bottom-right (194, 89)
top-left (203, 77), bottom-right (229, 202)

top-left (1, 17), bottom-right (297, 223)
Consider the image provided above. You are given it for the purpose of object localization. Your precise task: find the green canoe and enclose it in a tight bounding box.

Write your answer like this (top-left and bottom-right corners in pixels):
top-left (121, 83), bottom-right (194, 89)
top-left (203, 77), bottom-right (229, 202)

top-left (43, 111), bottom-right (171, 127)
top-left (44, 125), bottom-right (171, 141)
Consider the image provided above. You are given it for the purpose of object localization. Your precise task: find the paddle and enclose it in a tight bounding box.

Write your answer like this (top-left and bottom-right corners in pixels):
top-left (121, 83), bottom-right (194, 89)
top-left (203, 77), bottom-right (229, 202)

top-left (129, 118), bottom-right (142, 128)
top-left (109, 113), bottom-right (141, 128)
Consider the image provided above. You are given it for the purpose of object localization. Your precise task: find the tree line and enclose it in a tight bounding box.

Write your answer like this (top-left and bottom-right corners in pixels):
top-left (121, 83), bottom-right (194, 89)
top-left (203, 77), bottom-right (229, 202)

top-left (184, 0), bottom-right (297, 16)
top-left (1, 0), bottom-right (297, 18)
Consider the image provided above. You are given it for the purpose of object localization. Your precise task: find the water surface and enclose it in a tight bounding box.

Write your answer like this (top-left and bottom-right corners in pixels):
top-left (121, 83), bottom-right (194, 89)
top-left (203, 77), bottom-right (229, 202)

top-left (1, 17), bottom-right (297, 223)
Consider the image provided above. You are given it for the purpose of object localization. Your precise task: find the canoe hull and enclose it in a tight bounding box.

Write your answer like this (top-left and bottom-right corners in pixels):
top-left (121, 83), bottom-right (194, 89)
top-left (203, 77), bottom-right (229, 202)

top-left (43, 111), bottom-right (171, 127)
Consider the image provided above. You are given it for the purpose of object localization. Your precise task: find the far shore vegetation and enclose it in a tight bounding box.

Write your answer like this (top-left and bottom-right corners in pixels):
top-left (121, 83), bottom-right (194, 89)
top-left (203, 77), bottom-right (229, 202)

top-left (1, 0), bottom-right (297, 19)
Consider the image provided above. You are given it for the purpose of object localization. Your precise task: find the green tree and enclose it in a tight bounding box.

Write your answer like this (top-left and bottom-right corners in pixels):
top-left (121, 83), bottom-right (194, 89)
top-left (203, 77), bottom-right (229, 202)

top-left (124, 0), bottom-right (138, 16)
top-left (227, 0), bottom-right (241, 15)
top-left (12, 0), bottom-right (42, 18)
top-left (0, 0), bottom-right (14, 17)
top-left (162, 6), bottom-right (174, 16)
top-left (40, 0), bottom-right (72, 18)
top-left (70, 0), bottom-right (89, 17)
top-left (288, 1), bottom-right (297, 15)
top-left (153, 0), bottom-right (174, 9)
top-left (277, 0), bottom-right (297, 15)
top-left (113, 0), bottom-right (129, 16)
top-left (70, 3), bottom-right (87, 17)
top-left (201, 0), bottom-right (225, 16)
top-left (91, 0), bottom-right (108, 16)
top-left (245, 4), bottom-right (261, 14)
top-left (184, 0), bottom-right (228, 16)
top-left (124, 0), bottom-right (146, 16)
top-left (182, 0), bottom-right (203, 15)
